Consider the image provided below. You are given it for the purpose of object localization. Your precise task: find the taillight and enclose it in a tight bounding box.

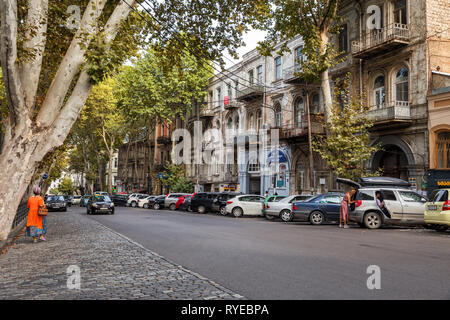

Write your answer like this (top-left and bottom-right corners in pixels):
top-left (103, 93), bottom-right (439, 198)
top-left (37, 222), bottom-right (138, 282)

top-left (356, 200), bottom-right (362, 208)
top-left (266, 205), bottom-right (270, 209)
top-left (293, 205), bottom-right (297, 211)
top-left (165, 194), bottom-right (169, 198)
top-left (443, 201), bottom-right (450, 211)
top-left (226, 201), bottom-right (233, 205)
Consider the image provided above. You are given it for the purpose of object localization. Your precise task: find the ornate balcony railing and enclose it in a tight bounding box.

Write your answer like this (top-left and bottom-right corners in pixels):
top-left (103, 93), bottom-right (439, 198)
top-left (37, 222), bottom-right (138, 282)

top-left (236, 84), bottom-right (264, 101)
top-left (367, 102), bottom-right (412, 123)
top-left (352, 23), bottom-right (410, 58)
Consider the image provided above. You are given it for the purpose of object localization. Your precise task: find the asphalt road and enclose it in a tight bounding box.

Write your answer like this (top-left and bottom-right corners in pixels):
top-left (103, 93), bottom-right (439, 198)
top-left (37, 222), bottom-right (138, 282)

top-left (76, 205), bottom-right (450, 299)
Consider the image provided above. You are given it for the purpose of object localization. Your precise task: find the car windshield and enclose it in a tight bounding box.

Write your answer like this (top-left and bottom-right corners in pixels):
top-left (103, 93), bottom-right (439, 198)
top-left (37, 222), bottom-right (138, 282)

top-left (73, 196), bottom-right (81, 199)
top-left (47, 196), bottom-right (64, 201)
top-left (93, 195), bottom-right (111, 202)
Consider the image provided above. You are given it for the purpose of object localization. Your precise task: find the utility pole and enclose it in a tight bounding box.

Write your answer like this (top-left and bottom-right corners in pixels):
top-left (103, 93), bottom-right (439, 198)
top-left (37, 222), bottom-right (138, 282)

top-left (305, 89), bottom-right (314, 194)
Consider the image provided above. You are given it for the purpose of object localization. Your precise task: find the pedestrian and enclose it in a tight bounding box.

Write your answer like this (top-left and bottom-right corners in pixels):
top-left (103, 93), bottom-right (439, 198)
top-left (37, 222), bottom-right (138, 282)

top-left (339, 187), bottom-right (356, 229)
top-left (375, 191), bottom-right (391, 219)
top-left (264, 190), bottom-right (269, 198)
top-left (26, 186), bottom-right (47, 243)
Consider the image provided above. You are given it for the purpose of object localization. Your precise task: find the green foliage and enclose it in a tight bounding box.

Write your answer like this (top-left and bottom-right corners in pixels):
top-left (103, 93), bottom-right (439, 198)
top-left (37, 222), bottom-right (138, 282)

top-left (48, 188), bottom-right (59, 195)
top-left (58, 176), bottom-right (75, 195)
top-left (312, 75), bottom-right (380, 180)
top-left (160, 162), bottom-right (194, 193)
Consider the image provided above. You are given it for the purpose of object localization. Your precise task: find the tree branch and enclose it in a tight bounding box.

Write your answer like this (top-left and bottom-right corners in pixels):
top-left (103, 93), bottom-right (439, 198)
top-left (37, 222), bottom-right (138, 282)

top-left (36, 0), bottom-right (108, 128)
top-left (0, 0), bottom-right (27, 131)
top-left (19, 0), bottom-right (48, 111)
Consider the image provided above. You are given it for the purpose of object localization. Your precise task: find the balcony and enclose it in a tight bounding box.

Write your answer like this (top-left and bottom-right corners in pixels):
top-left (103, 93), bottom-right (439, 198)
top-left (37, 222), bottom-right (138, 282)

top-left (352, 23), bottom-right (410, 59)
top-left (236, 84), bottom-right (264, 102)
top-left (224, 98), bottom-right (239, 109)
top-left (157, 135), bottom-right (171, 145)
top-left (367, 102), bottom-right (412, 128)
top-left (283, 64), bottom-right (305, 84)
top-left (200, 108), bottom-right (215, 118)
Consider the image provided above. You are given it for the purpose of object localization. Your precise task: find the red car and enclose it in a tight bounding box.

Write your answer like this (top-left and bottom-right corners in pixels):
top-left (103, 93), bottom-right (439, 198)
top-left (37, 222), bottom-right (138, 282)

top-left (176, 194), bottom-right (194, 211)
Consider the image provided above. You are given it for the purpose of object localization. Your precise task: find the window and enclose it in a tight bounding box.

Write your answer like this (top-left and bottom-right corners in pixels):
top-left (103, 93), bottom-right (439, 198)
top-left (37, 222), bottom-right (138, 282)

top-left (217, 87), bottom-right (222, 107)
top-left (248, 69), bottom-right (254, 85)
top-left (256, 110), bottom-right (262, 131)
top-left (338, 24), bottom-right (348, 53)
top-left (209, 91), bottom-right (213, 108)
top-left (437, 131), bottom-right (450, 169)
top-left (394, 0), bottom-right (407, 25)
top-left (381, 190), bottom-right (397, 201)
top-left (432, 190), bottom-right (448, 202)
top-left (226, 117), bottom-right (233, 129)
top-left (398, 191), bottom-right (424, 203)
top-left (257, 65), bottom-right (263, 84)
top-left (247, 113), bottom-right (254, 130)
top-left (275, 104), bottom-right (282, 127)
top-left (374, 75), bottom-right (386, 109)
top-left (356, 190), bottom-right (375, 201)
top-left (275, 57), bottom-right (282, 80)
top-left (395, 68), bottom-right (409, 102)
top-left (311, 93), bottom-right (321, 114)
top-left (227, 83), bottom-right (232, 100)
top-left (114, 157), bottom-right (118, 168)
top-left (248, 159), bottom-right (260, 172)
top-left (321, 195), bottom-right (341, 204)
top-left (295, 46), bottom-right (304, 66)
top-left (295, 98), bottom-right (304, 128)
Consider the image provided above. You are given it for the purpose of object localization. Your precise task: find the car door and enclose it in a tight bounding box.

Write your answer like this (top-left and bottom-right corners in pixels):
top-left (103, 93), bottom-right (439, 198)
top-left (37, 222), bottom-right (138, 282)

top-left (318, 195), bottom-right (341, 220)
top-left (397, 190), bottom-right (426, 223)
top-left (249, 196), bottom-right (264, 215)
top-left (381, 189), bottom-right (402, 221)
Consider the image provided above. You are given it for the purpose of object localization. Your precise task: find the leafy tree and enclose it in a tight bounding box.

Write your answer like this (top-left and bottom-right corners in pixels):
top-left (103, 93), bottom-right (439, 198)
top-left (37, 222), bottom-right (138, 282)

top-left (0, 0), bottom-right (273, 242)
top-left (312, 75), bottom-right (380, 180)
top-left (58, 176), bottom-right (75, 195)
top-left (160, 162), bottom-right (194, 193)
top-left (258, 0), bottom-right (342, 121)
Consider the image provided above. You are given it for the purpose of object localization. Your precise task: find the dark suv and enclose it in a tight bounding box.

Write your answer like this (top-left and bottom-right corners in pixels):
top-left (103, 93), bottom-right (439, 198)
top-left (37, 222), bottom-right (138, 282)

top-left (212, 192), bottom-right (242, 216)
top-left (45, 195), bottom-right (67, 212)
top-left (87, 195), bottom-right (114, 215)
top-left (190, 192), bottom-right (220, 214)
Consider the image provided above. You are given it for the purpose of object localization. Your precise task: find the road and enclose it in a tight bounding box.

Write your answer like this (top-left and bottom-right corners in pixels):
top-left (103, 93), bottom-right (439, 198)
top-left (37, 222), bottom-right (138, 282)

top-left (76, 205), bottom-right (450, 299)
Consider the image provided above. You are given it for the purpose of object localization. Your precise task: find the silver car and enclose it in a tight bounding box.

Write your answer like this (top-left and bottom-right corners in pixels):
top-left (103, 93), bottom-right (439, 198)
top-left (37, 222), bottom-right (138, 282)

top-left (264, 194), bottom-right (315, 222)
top-left (164, 193), bottom-right (188, 210)
top-left (337, 178), bottom-right (427, 229)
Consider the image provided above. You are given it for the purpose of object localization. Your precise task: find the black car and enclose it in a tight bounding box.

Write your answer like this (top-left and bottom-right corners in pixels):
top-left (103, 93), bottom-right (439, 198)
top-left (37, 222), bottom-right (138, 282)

top-left (45, 195), bottom-right (67, 212)
top-left (190, 192), bottom-right (220, 214)
top-left (110, 194), bottom-right (128, 207)
top-left (152, 195), bottom-right (166, 210)
top-left (86, 195), bottom-right (114, 215)
top-left (290, 192), bottom-right (345, 225)
top-left (178, 195), bottom-right (193, 212)
top-left (212, 192), bottom-right (242, 216)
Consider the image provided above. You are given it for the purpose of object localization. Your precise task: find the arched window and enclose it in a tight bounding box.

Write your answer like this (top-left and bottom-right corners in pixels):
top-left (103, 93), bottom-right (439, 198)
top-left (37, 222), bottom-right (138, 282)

top-left (235, 116), bottom-right (240, 130)
top-left (374, 75), bottom-right (385, 109)
top-left (256, 110), bottom-right (262, 131)
top-left (248, 158), bottom-right (260, 173)
top-left (295, 97), bottom-right (304, 127)
top-left (275, 103), bottom-right (282, 127)
top-left (226, 117), bottom-right (233, 129)
top-left (311, 93), bottom-right (321, 114)
top-left (247, 112), bottom-right (254, 130)
top-left (395, 68), bottom-right (409, 103)
top-left (437, 131), bottom-right (450, 169)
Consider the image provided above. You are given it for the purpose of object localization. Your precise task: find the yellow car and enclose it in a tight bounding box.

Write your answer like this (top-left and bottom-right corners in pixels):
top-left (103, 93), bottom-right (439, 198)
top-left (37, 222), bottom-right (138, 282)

top-left (424, 189), bottom-right (450, 230)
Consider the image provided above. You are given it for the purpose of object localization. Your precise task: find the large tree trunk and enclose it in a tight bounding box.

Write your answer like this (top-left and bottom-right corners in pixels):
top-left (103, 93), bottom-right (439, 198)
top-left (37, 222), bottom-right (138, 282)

top-left (108, 149), bottom-right (114, 194)
top-left (319, 31), bottom-right (333, 122)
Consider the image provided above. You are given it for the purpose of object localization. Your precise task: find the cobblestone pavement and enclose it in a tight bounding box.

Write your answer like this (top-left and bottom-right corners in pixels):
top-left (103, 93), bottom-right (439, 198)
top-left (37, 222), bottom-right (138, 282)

top-left (0, 210), bottom-right (245, 300)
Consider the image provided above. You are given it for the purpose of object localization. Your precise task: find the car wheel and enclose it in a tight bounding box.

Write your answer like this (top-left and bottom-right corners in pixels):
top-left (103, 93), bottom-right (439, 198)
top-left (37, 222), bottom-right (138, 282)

top-left (280, 209), bottom-right (293, 222)
top-left (110, 209), bottom-right (115, 215)
top-left (131, 201), bottom-right (137, 208)
top-left (219, 206), bottom-right (227, 216)
top-left (169, 203), bottom-right (176, 211)
top-left (63, 208), bottom-right (67, 212)
top-left (264, 214), bottom-right (275, 220)
top-left (310, 211), bottom-right (325, 225)
top-left (143, 203), bottom-right (149, 209)
top-left (86, 209), bottom-right (90, 215)
top-left (187, 205), bottom-right (192, 212)
top-left (232, 207), bottom-right (243, 218)
top-left (153, 203), bottom-right (160, 210)
top-left (198, 205), bottom-right (206, 214)
top-left (364, 211), bottom-right (382, 229)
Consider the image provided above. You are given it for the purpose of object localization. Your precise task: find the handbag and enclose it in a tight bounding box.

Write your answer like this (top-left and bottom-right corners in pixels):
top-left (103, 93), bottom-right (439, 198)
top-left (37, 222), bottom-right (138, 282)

top-left (38, 204), bottom-right (48, 216)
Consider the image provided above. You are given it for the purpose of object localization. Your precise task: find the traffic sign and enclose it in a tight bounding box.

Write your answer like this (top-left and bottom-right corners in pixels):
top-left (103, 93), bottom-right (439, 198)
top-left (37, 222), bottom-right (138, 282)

top-left (43, 173), bottom-right (48, 180)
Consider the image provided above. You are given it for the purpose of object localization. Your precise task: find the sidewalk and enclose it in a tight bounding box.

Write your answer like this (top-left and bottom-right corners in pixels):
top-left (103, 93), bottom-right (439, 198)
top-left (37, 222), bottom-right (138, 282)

top-left (0, 211), bottom-right (244, 300)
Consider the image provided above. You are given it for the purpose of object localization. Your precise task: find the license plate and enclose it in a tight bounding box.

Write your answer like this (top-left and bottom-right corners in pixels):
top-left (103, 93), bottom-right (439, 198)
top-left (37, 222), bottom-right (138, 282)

top-left (428, 205), bottom-right (437, 211)
top-left (100, 207), bottom-right (108, 210)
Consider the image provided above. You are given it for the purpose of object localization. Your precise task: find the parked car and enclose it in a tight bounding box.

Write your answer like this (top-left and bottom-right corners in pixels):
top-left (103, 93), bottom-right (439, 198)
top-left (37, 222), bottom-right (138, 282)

top-left (338, 177), bottom-right (427, 229)
top-left (110, 194), bottom-right (128, 207)
top-left (211, 192), bottom-right (242, 216)
top-left (225, 195), bottom-right (266, 217)
top-left (63, 195), bottom-right (73, 207)
top-left (127, 194), bottom-right (149, 208)
top-left (424, 188), bottom-right (450, 230)
top-left (152, 195), bottom-right (166, 210)
top-left (80, 195), bottom-right (90, 207)
top-left (94, 191), bottom-right (109, 197)
top-left (86, 195), bottom-right (114, 215)
top-left (164, 193), bottom-right (188, 210)
top-left (71, 195), bottom-right (82, 205)
top-left (291, 193), bottom-right (345, 224)
top-left (45, 195), bottom-right (68, 212)
top-left (138, 196), bottom-right (156, 208)
top-left (264, 194), bottom-right (315, 221)
top-left (178, 195), bottom-right (193, 212)
top-left (190, 192), bottom-right (220, 213)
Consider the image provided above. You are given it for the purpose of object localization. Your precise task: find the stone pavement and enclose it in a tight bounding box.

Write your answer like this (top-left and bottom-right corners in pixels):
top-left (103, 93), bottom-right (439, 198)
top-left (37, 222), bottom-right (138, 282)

top-left (0, 210), bottom-right (245, 300)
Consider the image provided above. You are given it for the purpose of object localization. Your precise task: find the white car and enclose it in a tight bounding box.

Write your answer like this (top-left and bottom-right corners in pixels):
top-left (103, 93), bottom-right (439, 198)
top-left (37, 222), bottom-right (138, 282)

top-left (127, 193), bottom-right (148, 207)
top-left (264, 194), bottom-right (314, 221)
top-left (138, 196), bottom-right (156, 209)
top-left (225, 195), bottom-right (266, 217)
top-left (71, 195), bottom-right (82, 205)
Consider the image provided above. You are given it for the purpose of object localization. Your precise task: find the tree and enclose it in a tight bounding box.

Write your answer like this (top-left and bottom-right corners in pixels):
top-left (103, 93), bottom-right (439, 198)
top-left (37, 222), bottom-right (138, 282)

top-left (58, 176), bottom-right (75, 195)
top-left (312, 75), bottom-right (380, 180)
top-left (258, 0), bottom-right (342, 121)
top-left (0, 0), bottom-right (270, 242)
top-left (160, 162), bottom-right (194, 193)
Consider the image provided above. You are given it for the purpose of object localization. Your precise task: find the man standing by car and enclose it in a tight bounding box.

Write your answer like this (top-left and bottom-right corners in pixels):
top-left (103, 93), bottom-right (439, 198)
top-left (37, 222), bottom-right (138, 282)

top-left (376, 191), bottom-right (391, 219)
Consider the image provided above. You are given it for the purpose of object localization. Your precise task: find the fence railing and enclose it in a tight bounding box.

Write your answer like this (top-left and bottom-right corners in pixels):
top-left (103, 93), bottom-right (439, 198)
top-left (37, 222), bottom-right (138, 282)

top-left (11, 202), bottom-right (28, 230)
top-left (367, 103), bottom-right (411, 122)
top-left (352, 23), bottom-right (410, 54)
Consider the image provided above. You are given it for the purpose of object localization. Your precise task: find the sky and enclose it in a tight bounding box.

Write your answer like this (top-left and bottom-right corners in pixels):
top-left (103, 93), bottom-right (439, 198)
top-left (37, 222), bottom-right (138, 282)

top-left (222, 29), bottom-right (268, 69)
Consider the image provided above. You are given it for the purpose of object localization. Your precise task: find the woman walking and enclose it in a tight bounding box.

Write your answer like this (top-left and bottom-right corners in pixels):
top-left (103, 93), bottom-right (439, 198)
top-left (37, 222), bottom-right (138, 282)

top-left (26, 186), bottom-right (47, 243)
top-left (340, 187), bottom-right (356, 229)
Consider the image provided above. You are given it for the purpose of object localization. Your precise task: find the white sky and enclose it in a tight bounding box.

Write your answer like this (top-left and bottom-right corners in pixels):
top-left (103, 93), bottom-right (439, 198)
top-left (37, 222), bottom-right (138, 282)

top-left (223, 29), bottom-right (267, 69)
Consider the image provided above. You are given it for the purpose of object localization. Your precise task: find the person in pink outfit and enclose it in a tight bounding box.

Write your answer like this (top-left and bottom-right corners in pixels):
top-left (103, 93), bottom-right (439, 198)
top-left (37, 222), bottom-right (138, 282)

top-left (340, 188), bottom-right (356, 228)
